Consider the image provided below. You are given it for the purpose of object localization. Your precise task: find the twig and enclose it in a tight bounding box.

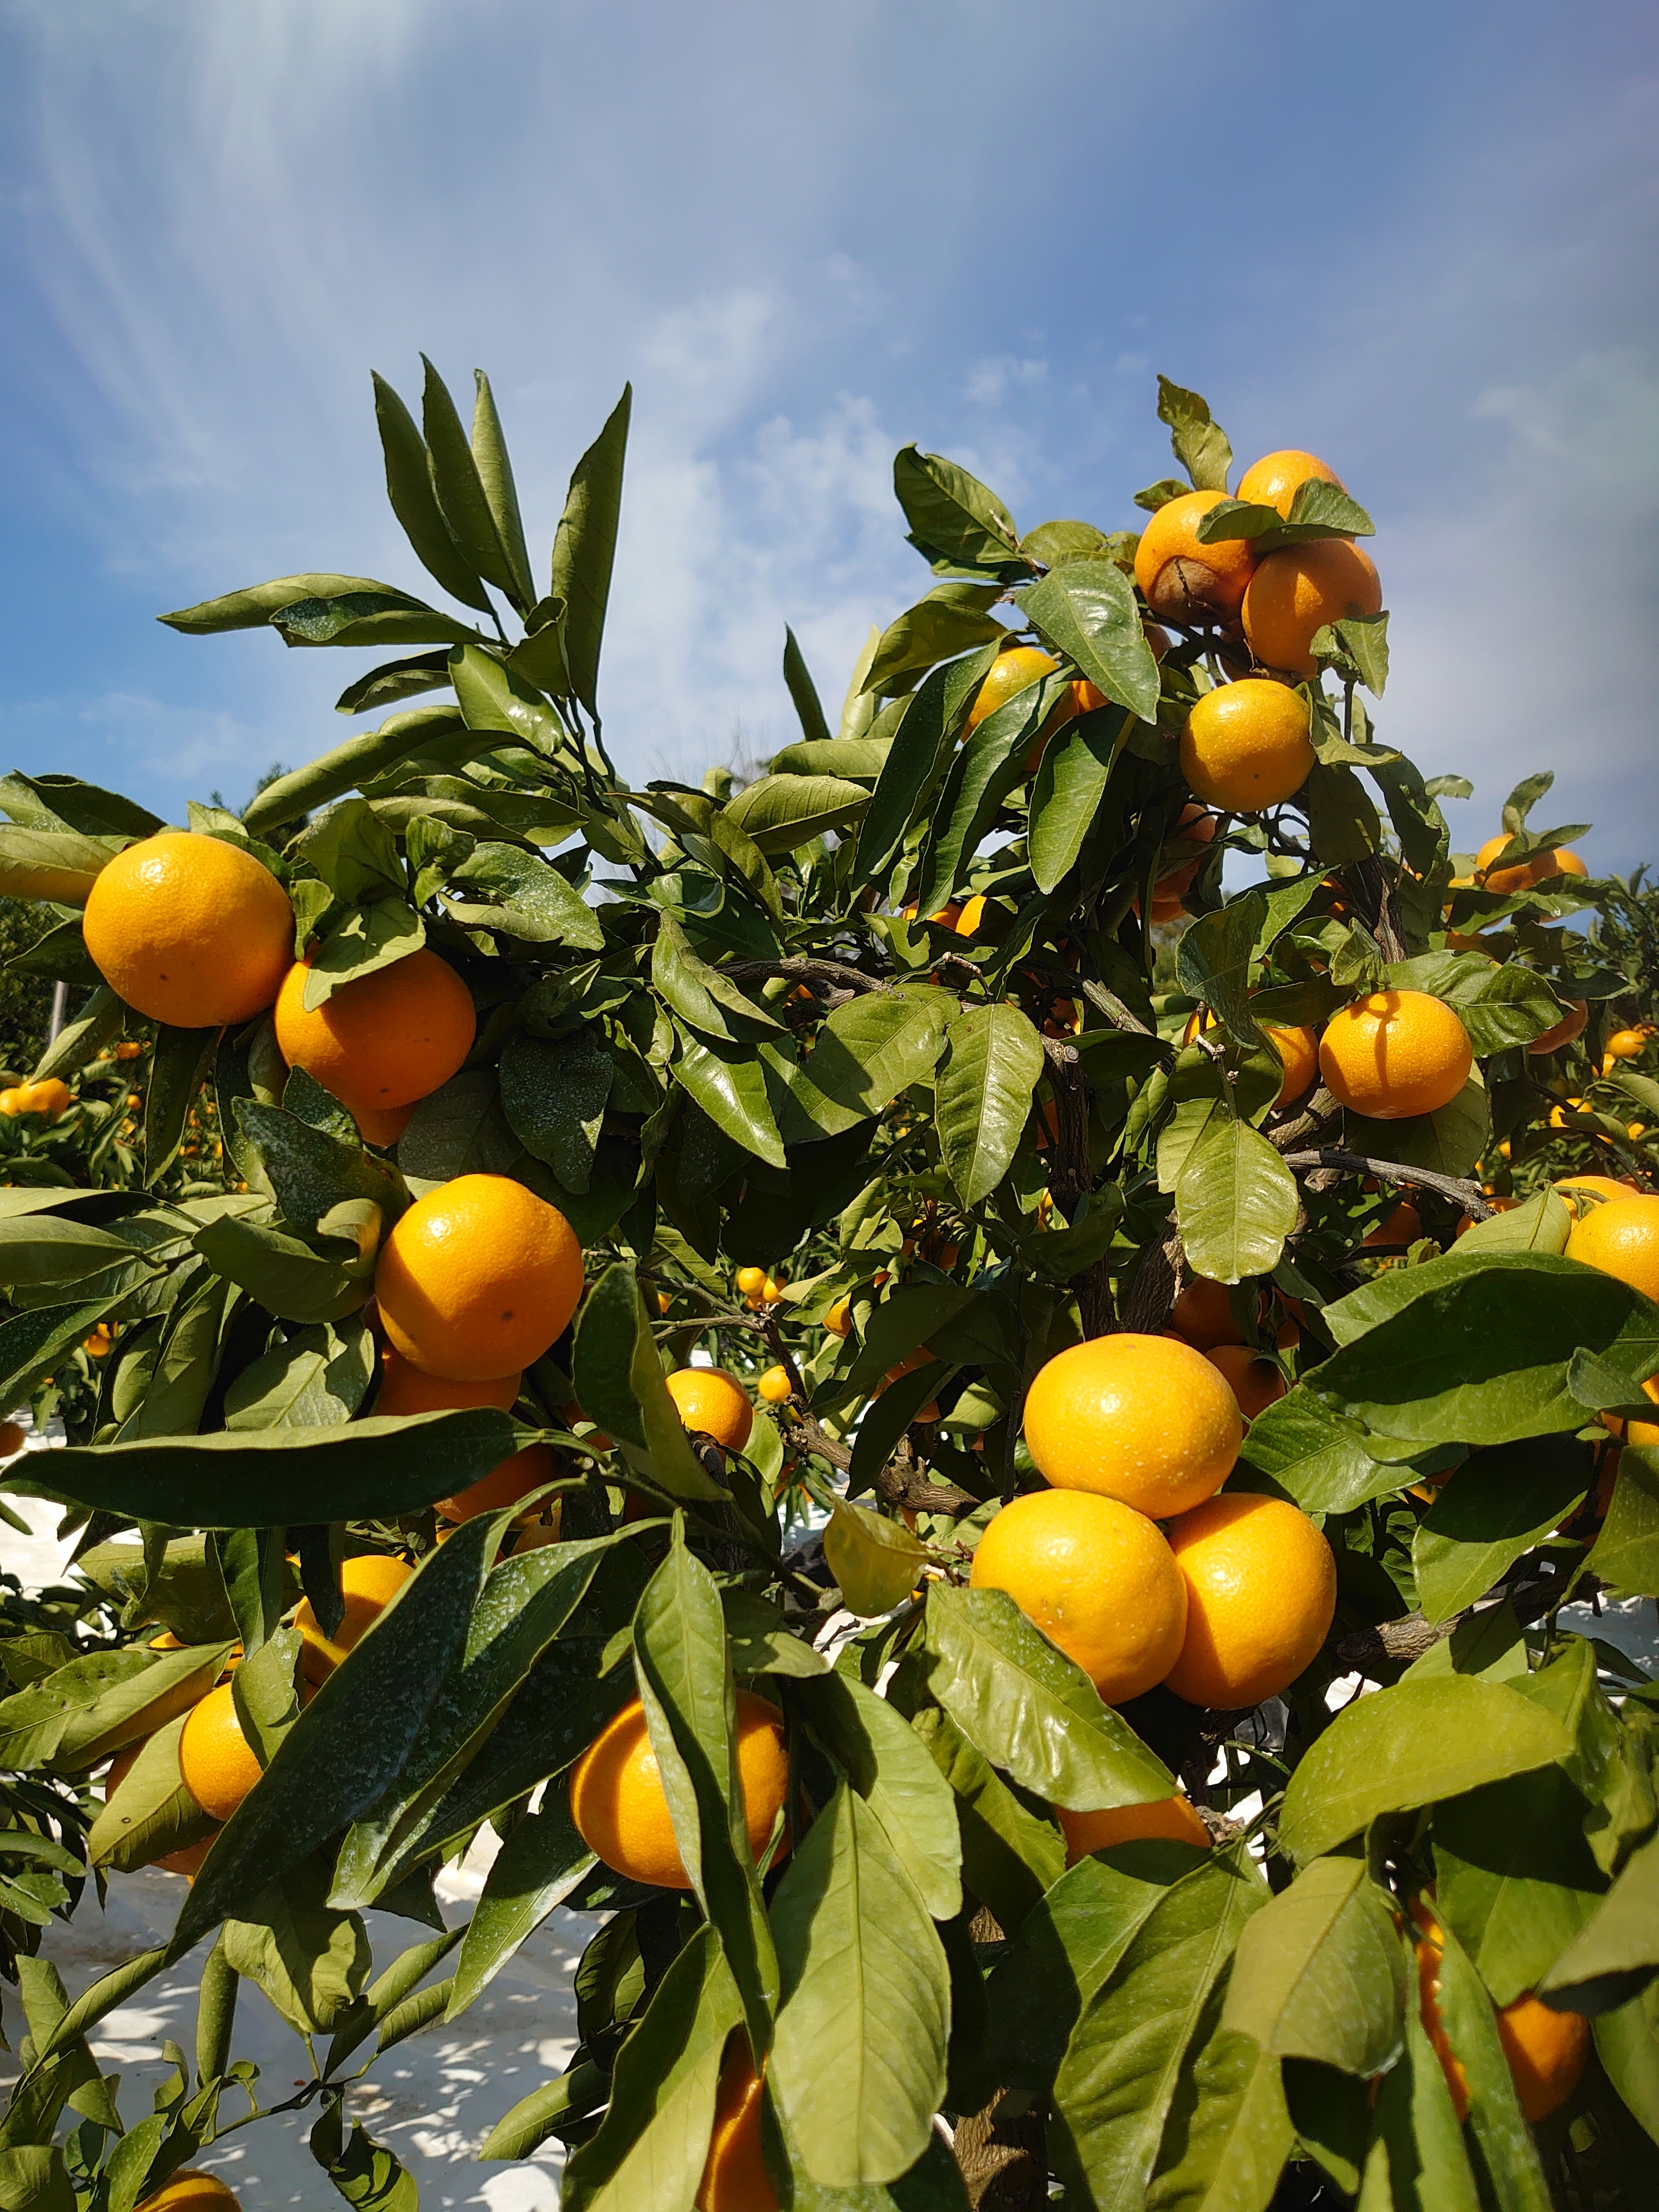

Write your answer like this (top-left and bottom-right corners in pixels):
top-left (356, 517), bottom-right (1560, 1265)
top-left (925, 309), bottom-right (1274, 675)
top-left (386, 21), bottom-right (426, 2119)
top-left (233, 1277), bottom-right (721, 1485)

top-left (1077, 978), bottom-right (1154, 1037)
top-left (1335, 1613), bottom-right (1455, 1672)
top-left (1280, 1149), bottom-right (1492, 1216)
top-left (723, 955), bottom-right (891, 996)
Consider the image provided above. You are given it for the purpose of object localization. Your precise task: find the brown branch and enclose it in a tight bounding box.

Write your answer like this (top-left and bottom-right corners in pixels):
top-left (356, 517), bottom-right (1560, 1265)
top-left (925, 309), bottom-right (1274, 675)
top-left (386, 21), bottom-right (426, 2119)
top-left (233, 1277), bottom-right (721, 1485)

top-left (1041, 1036), bottom-right (1115, 1336)
top-left (1121, 1225), bottom-right (1183, 1336)
top-left (1280, 1149), bottom-right (1493, 1217)
top-left (1335, 1613), bottom-right (1455, 1672)
top-left (1077, 978), bottom-right (1155, 1037)
top-left (1267, 1088), bottom-right (1341, 1152)
top-left (793, 1415), bottom-right (975, 1517)
top-left (723, 955), bottom-right (893, 996)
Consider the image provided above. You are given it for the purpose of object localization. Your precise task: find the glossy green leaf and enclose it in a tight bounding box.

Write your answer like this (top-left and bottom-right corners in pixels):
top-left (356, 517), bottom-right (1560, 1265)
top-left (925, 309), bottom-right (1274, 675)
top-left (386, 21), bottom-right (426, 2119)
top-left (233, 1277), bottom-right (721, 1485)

top-left (499, 1031), bottom-right (612, 1192)
top-left (891, 445), bottom-right (1019, 570)
top-left (769, 1781), bottom-right (950, 2187)
top-left (0, 1639), bottom-right (230, 1771)
top-left (1020, 559), bottom-right (1161, 724)
top-left (1542, 1827), bottom-right (1659, 2004)
top-left (673, 1031), bottom-right (786, 1168)
top-left (470, 370), bottom-right (535, 612)
top-left (224, 1855), bottom-right (370, 2035)
top-left (31, 984), bottom-right (122, 1085)
top-left (242, 707), bottom-right (469, 835)
top-left (1146, 2028), bottom-right (1295, 2212)
top-left (551, 385), bottom-right (631, 716)
top-left (1221, 1854), bottom-right (1407, 2075)
top-left (793, 1671), bottom-right (960, 1921)
top-left (864, 583), bottom-right (1007, 695)
top-left (159, 573), bottom-right (412, 634)
top-left (912, 1706), bottom-right (1064, 1938)
top-left (1233, 1389), bottom-right (1415, 1514)
top-left (1156, 377), bottom-right (1232, 493)
top-left (924, 1585), bottom-right (1175, 1812)
top-left (787, 986), bottom-right (951, 1135)
top-left (1587, 1444), bottom-right (1659, 1598)
top-left (1434, 1764), bottom-right (1606, 2007)
top-left (909, 672), bottom-right (1070, 921)
top-left (1340, 1079), bottom-right (1489, 1182)
top-left (369, 371), bottom-right (493, 613)
top-left (572, 1263), bottom-right (726, 1500)
top-left (448, 1792), bottom-right (596, 2017)
top-left (443, 840), bottom-right (604, 947)
top-left (1029, 704), bottom-right (1135, 893)
top-left (724, 772), bottom-right (871, 856)
top-left (419, 356), bottom-right (522, 606)
top-left (651, 911), bottom-right (782, 1042)
top-left (1278, 1678), bottom-right (1572, 1864)
top-left (1431, 1920), bottom-right (1553, 2212)
top-left (1176, 1116), bottom-right (1299, 1286)
top-left (934, 1002), bottom-right (1045, 1206)
top-left (1413, 1436), bottom-right (1592, 1622)
top-left (782, 625), bottom-right (833, 745)
top-left (851, 646), bottom-right (1000, 883)
top-left (448, 640), bottom-right (568, 755)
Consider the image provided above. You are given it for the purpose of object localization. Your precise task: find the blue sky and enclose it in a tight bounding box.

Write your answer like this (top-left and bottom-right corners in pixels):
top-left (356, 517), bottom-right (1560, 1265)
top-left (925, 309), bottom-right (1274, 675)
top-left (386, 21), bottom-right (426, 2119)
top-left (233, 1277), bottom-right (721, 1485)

top-left (1, 0), bottom-right (1655, 869)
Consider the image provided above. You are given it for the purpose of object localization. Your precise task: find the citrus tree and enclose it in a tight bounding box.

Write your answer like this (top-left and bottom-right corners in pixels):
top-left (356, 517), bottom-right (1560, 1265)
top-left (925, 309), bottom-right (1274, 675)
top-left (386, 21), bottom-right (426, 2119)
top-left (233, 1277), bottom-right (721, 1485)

top-left (0, 363), bottom-right (1656, 2212)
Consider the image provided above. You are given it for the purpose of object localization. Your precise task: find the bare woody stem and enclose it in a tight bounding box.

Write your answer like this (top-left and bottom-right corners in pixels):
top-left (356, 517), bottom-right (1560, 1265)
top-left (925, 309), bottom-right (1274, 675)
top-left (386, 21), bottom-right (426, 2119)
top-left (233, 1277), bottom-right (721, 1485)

top-left (1279, 1149), bottom-right (1494, 1217)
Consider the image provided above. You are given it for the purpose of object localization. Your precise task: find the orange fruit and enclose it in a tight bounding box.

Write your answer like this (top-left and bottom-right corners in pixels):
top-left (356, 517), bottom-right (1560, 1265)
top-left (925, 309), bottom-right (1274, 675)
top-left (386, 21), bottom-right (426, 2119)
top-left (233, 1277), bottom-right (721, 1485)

top-left (1023, 1333), bottom-right (1242, 1517)
top-left (1163, 1493), bottom-right (1336, 1709)
top-left (1413, 1903), bottom-right (1588, 2123)
top-left (1133, 490), bottom-right (1259, 625)
top-left (1605, 1028), bottom-right (1650, 1060)
top-left (666, 1367), bottom-right (753, 1452)
top-left (1263, 1023), bottom-right (1319, 1108)
top-left (178, 1682), bottom-right (264, 1824)
top-left (1234, 449), bottom-right (1344, 518)
top-left (354, 1100), bottom-right (417, 1147)
top-left (375, 1172), bottom-right (584, 1378)
top-left (1318, 990), bottom-right (1472, 1120)
top-left (275, 947), bottom-right (475, 1121)
top-left (1565, 1193), bottom-right (1659, 1304)
top-left (1203, 1344), bottom-right (1286, 1420)
top-left (295, 1553), bottom-right (413, 1684)
top-left (1476, 836), bottom-right (1589, 897)
top-left (569, 1690), bottom-right (789, 1887)
top-left (964, 644), bottom-right (1065, 738)
top-left (757, 1365), bottom-right (793, 1404)
top-left (1168, 1277), bottom-right (1298, 1353)
top-left (1363, 1199), bottom-right (1424, 1250)
top-left (438, 1443), bottom-right (558, 1526)
top-left (735, 1266), bottom-right (767, 1297)
top-left (83, 831), bottom-right (294, 1029)
top-left (16, 1078), bottom-right (72, 1120)
top-left (0, 1419), bottom-right (24, 1458)
top-left (697, 2040), bottom-right (777, 2212)
top-left (105, 1738), bottom-right (219, 1877)
top-left (1180, 680), bottom-right (1314, 812)
top-left (135, 2172), bottom-right (242, 2209)
top-left (1056, 1792), bottom-right (1210, 1867)
top-left (1554, 1174), bottom-right (1638, 1216)
top-left (1243, 538), bottom-right (1383, 678)
top-left (969, 1488), bottom-right (1186, 1702)
top-left (822, 1297), bottom-right (852, 1338)
top-left (375, 1344), bottom-right (520, 1417)
top-left (1528, 998), bottom-right (1588, 1056)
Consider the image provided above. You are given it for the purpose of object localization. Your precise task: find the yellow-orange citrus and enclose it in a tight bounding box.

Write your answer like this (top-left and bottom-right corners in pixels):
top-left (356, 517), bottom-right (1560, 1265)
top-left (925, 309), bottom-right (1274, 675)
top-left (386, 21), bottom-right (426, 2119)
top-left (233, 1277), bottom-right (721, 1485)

top-left (1528, 998), bottom-right (1588, 1056)
top-left (1414, 1903), bottom-right (1588, 2123)
top-left (1606, 1027), bottom-right (1651, 1060)
top-left (1180, 680), bottom-right (1314, 812)
top-left (735, 1265), bottom-right (766, 1296)
top-left (1476, 835), bottom-right (1589, 897)
top-left (1363, 1199), bottom-right (1424, 1250)
top-left (375, 1172), bottom-right (584, 1378)
top-left (355, 1099), bottom-right (417, 1148)
top-left (83, 832), bottom-right (294, 1029)
top-left (178, 1682), bottom-right (264, 1824)
top-left (969, 1487), bottom-right (1186, 1702)
top-left (1318, 990), bottom-right (1472, 1120)
top-left (697, 2040), bottom-right (776, 2212)
top-left (135, 2172), bottom-right (243, 2210)
top-left (1554, 1173), bottom-right (1637, 1216)
top-left (964, 644), bottom-right (1060, 732)
top-left (295, 1553), bottom-right (412, 1683)
top-left (1242, 538), bottom-right (1383, 678)
top-left (10, 1077), bottom-right (72, 1119)
top-left (104, 1738), bottom-right (219, 1877)
top-left (274, 948), bottom-right (475, 1120)
top-left (0, 1419), bottom-right (24, 1458)
top-left (1203, 1344), bottom-right (1286, 1420)
top-left (1565, 1193), bottom-right (1659, 1304)
top-left (822, 1297), bottom-right (851, 1338)
top-left (571, 1691), bottom-right (789, 1888)
top-left (666, 1367), bottom-right (754, 1452)
top-left (1023, 1333), bottom-right (1242, 1517)
top-left (757, 1364), bottom-right (793, 1404)
top-left (1265, 1023), bottom-right (1319, 1108)
top-left (1169, 1277), bottom-right (1299, 1354)
top-left (438, 1443), bottom-right (558, 1526)
top-left (1056, 1792), bottom-right (1210, 1867)
top-left (375, 1344), bottom-right (520, 1417)
top-left (1163, 1493), bottom-right (1336, 1709)
top-left (1133, 490), bottom-right (1257, 625)
top-left (1234, 449), bottom-right (1344, 518)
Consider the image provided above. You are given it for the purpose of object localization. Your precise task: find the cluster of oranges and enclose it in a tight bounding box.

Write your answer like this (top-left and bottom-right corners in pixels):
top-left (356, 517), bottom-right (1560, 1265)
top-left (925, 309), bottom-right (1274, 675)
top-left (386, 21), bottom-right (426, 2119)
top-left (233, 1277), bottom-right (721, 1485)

top-left (0, 1075), bottom-right (71, 1120)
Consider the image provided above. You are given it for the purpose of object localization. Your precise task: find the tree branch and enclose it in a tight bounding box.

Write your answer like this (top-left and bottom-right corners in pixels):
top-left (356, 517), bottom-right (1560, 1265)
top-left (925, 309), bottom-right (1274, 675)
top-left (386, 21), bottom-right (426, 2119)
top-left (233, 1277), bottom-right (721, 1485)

top-left (1280, 1149), bottom-right (1493, 1216)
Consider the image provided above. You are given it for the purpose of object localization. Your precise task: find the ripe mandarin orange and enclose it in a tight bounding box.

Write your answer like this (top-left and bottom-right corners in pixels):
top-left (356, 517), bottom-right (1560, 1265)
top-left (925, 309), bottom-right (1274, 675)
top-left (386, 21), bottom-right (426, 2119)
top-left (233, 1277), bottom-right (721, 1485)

top-left (1180, 680), bottom-right (1314, 812)
top-left (964, 644), bottom-right (1064, 737)
top-left (1565, 1193), bottom-right (1659, 1304)
top-left (1133, 490), bottom-right (1258, 625)
top-left (735, 1266), bottom-right (767, 1297)
top-left (1264, 1023), bottom-right (1320, 1108)
top-left (104, 1738), bottom-right (218, 1876)
top-left (0, 1419), bottom-right (24, 1458)
top-left (1318, 991), bottom-right (1472, 1120)
top-left (1605, 1027), bottom-right (1650, 1060)
top-left (570, 1691), bottom-right (789, 1887)
top-left (757, 1365), bottom-right (793, 1404)
top-left (697, 2041), bottom-right (776, 2212)
top-left (355, 1100), bottom-right (417, 1147)
top-left (1234, 450), bottom-right (1344, 517)
top-left (375, 1344), bottom-right (520, 1417)
top-left (438, 1443), bottom-right (558, 1526)
top-left (666, 1367), bottom-right (754, 1452)
top-left (1363, 1199), bottom-right (1424, 1249)
top-left (1056, 1792), bottom-right (1210, 1867)
top-left (1413, 1902), bottom-right (1589, 2123)
top-left (1203, 1344), bottom-right (1286, 1420)
top-left (1242, 538), bottom-right (1383, 678)
top-left (969, 1487), bottom-right (1187, 1701)
top-left (1163, 1493), bottom-right (1336, 1709)
top-left (1023, 1333), bottom-right (1242, 1516)
top-left (1476, 836), bottom-right (1589, 897)
top-left (178, 1682), bottom-right (264, 1824)
top-left (1169, 1276), bottom-right (1297, 1352)
top-left (83, 831), bottom-right (294, 1029)
top-left (275, 949), bottom-right (475, 1122)
top-left (375, 1172), bottom-right (584, 1378)
top-left (295, 1553), bottom-right (412, 1684)
top-left (1527, 998), bottom-right (1588, 1056)
top-left (134, 2173), bottom-right (243, 2210)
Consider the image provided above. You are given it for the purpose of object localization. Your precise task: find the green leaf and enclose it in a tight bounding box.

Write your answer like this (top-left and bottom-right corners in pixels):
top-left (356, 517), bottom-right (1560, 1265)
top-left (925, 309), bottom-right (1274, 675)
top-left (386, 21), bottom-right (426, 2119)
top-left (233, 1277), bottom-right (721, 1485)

top-left (1455, 1187), bottom-right (1571, 1256)
top-left (1339, 1079), bottom-right (1489, 1182)
top-left (1176, 1116), bottom-right (1300, 1285)
top-left (910, 670), bottom-right (1073, 918)
top-left (272, 592), bottom-right (478, 650)
top-left (1051, 1848), bottom-right (1266, 2211)
top-left (551, 385), bottom-right (632, 716)
top-left (1587, 1444), bottom-right (1659, 1599)
top-left (864, 583), bottom-right (1007, 695)
top-left (1434, 1765), bottom-right (1606, 2006)
top-left (312, 2114), bottom-right (419, 2211)
top-left (787, 986), bottom-right (951, 1134)
top-left (1029, 704), bottom-right (1136, 893)
top-left (723, 772), bottom-right (872, 856)
top-left (499, 1031), bottom-right (612, 1192)
top-left (1277, 1678), bottom-right (1573, 1864)
top-left (891, 445), bottom-right (1019, 569)
top-left (914, 1706), bottom-right (1064, 1936)
top-left (470, 370), bottom-right (535, 613)
top-left (651, 911), bottom-right (782, 1043)
top-left (448, 1791), bottom-right (596, 2017)
top-left (1146, 2028), bottom-right (1295, 2212)
top-left (235, 1101), bottom-right (403, 1236)
top-left (633, 1527), bottom-right (778, 2052)
top-left (0, 2148), bottom-right (74, 2211)
top-left (1020, 560), bottom-right (1162, 724)
top-left (769, 1781), bottom-right (950, 2187)
top-left (1308, 1252), bottom-right (1659, 1448)
top-left (1233, 1389), bottom-right (1417, 1514)
top-left (43, 1408), bottom-right (520, 1527)
top-left (851, 646), bottom-right (999, 884)
top-left (935, 1003), bottom-right (1045, 1206)
top-left (673, 1031), bottom-right (786, 1167)
top-left (158, 573), bottom-right (416, 634)
top-left (572, 1262), bottom-right (727, 1500)
top-left (1156, 377), bottom-right (1232, 493)
top-left (1221, 1855), bottom-right (1408, 2074)
top-left (924, 1585), bottom-right (1176, 1813)
top-left (1431, 1921), bottom-right (1553, 2212)
top-left (782, 625), bottom-right (833, 745)
top-left (1413, 1436), bottom-right (1592, 1622)
top-left (242, 706), bottom-right (470, 836)
top-left (334, 651), bottom-right (453, 717)
top-left (369, 371), bottom-right (493, 613)
top-left (443, 842), bottom-right (605, 947)
top-left (0, 1639), bottom-right (229, 1771)
top-left (1542, 1827), bottom-right (1659, 2006)
top-left (224, 1855), bottom-right (370, 2035)
top-left (793, 1671), bottom-right (961, 1921)
top-left (31, 984), bottom-right (122, 1085)
top-left (145, 1023), bottom-right (220, 1186)
top-left (766, 737), bottom-right (892, 781)
top-left (448, 640), bottom-right (569, 756)
top-left (822, 1498), bottom-right (931, 1617)
top-left (87, 1708), bottom-right (216, 1872)
top-left (558, 1923), bottom-right (741, 2212)
top-left (1358, 2006), bottom-right (1484, 2212)
top-left (1177, 894), bottom-right (1266, 1046)
top-left (193, 1210), bottom-right (360, 1324)
top-left (420, 356), bottom-right (523, 608)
